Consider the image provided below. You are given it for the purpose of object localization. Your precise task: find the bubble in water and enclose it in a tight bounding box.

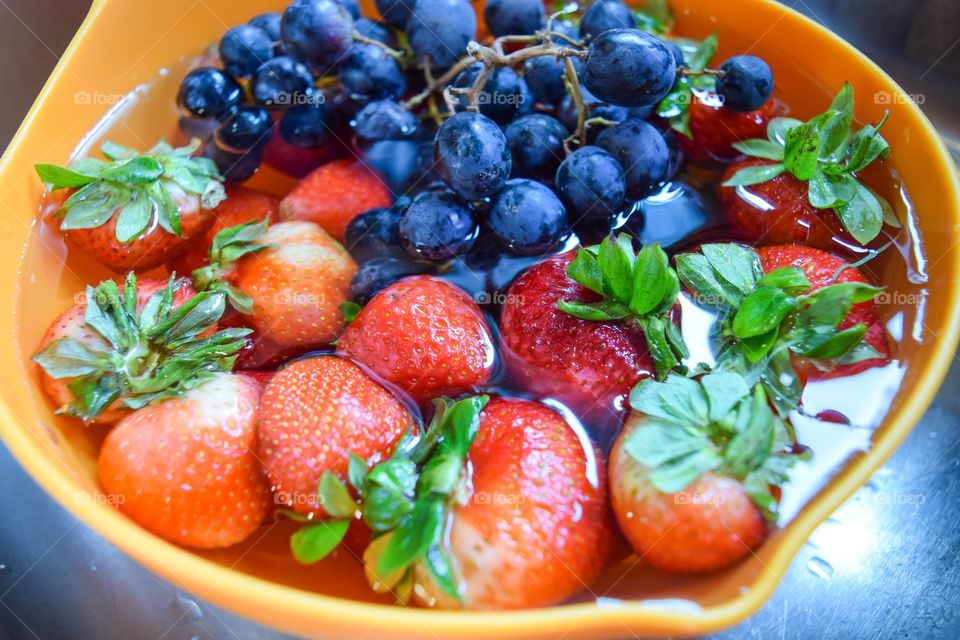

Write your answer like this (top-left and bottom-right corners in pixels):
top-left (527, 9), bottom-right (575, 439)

top-left (807, 556), bottom-right (834, 580)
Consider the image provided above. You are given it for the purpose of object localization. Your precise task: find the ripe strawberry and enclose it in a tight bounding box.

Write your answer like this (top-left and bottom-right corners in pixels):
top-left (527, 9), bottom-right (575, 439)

top-left (225, 220), bottom-right (357, 348)
top-left (356, 396), bottom-right (612, 609)
top-left (610, 373), bottom-right (800, 573)
top-left (36, 140), bottom-right (225, 272)
top-left (279, 159), bottom-right (392, 242)
top-left (500, 252), bottom-right (655, 430)
top-left (257, 356), bottom-right (415, 515)
top-left (720, 158), bottom-right (854, 250)
top-left (337, 276), bottom-right (495, 405)
top-left (677, 92), bottom-right (778, 164)
top-left (99, 373), bottom-right (271, 548)
top-left (33, 274), bottom-right (248, 424)
top-left (169, 186), bottom-right (280, 275)
top-left (757, 244), bottom-right (890, 378)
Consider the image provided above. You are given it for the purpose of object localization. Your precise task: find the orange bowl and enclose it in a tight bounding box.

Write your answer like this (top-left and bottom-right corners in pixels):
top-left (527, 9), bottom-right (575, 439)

top-left (0, 0), bottom-right (958, 637)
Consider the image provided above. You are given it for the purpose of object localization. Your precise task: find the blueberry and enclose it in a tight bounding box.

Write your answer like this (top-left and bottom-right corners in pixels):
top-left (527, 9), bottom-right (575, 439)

top-left (345, 207), bottom-right (404, 261)
top-left (489, 179), bottom-right (568, 255)
top-left (667, 41), bottom-right (686, 68)
top-left (407, 0), bottom-right (477, 70)
top-left (580, 0), bottom-right (636, 40)
top-left (250, 56), bottom-right (316, 108)
top-left (354, 17), bottom-right (393, 45)
top-left (360, 139), bottom-right (419, 193)
top-left (219, 25), bottom-right (274, 77)
top-left (435, 111), bottom-right (511, 200)
top-left (281, 0), bottom-right (354, 70)
top-left (504, 114), bottom-right (568, 181)
top-left (353, 100), bottom-right (417, 143)
top-left (337, 0), bottom-right (361, 19)
top-left (250, 13), bottom-right (282, 42)
top-left (340, 43), bottom-right (406, 101)
top-left (582, 29), bottom-right (677, 108)
top-left (523, 56), bottom-right (578, 106)
top-left (280, 100), bottom-right (336, 148)
top-left (716, 55), bottom-right (774, 112)
top-left (399, 190), bottom-right (479, 260)
top-left (204, 143), bottom-right (262, 183)
top-left (662, 129), bottom-right (684, 181)
top-left (176, 67), bottom-right (242, 119)
top-left (451, 63), bottom-right (532, 125)
top-left (484, 0), bottom-right (544, 37)
top-left (350, 256), bottom-right (428, 305)
top-left (555, 146), bottom-right (626, 222)
top-left (596, 119), bottom-right (671, 198)
top-left (375, 0), bottom-right (414, 28)
top-left (214, 107), bottom-right (273, 153)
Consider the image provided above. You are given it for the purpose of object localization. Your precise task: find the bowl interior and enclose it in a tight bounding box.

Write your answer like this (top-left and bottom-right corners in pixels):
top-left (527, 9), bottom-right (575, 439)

top-left (0, 0), bottom-right (957, 638)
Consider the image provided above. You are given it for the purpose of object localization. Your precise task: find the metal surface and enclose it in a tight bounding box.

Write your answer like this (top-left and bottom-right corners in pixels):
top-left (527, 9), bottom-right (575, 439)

top-left (0, 1), bottom-right (957, 638)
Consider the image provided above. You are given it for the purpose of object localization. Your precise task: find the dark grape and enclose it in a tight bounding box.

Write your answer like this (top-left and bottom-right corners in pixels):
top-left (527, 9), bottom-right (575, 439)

top-left (176, 68), bottom-right (242, 119)
top-left (340, 43), bottom-right (406, 101)
top-left (716, 55), bottom-right (775, 112)
top-left (399, 190), bottom-right (479, 261)
top-left (281, 0), bottom-right (354, 71)
top-left (435, 111), bottom-right (511, 200)
top-left (488, 179), bottom-right (568, 255)
top-left (504, 114), bottom-right (568, 181)
top-left (582, 29), bottom-right (677, 107)
top-left (484, 0), bottom-right (544, 37)
top-left (596, 119), bottom-right (671, 198)
top-left (406, 0), bottom-right (477, 70)
top-left (215, 107), bottom-right (273, 153)
top-left (555, 145), bottom-right (626, 222)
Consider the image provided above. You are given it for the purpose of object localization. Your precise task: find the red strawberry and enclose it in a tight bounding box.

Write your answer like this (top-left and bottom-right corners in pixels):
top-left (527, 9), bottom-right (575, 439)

top-left (361, 396), bottom-right (612, 609)
top-left (99, 373), bottom-right (272, 549)
top-left (169, 186), bottom-right (280, 275)
top-left (337, 276), bottom-right (495, 405)
top-left (500, 253), bottom-right (655, 430)
top-left (257, 356), bottom-right (415, 515)
top-left (609, 374), bottom-right (799, 574)
top-left (757, 244), bottom-right (890, 378)
top-left (33, 274), bottom-right (245, 424)
top-left (720, 158), bottom-right (855, 251)
top-left (37, 140), bottom-right (225, 272)
top-left (677, 92), bottom-right (778, 164)
top-left (237, 369), bottom-right (277, 387)
top-left (279, 159), bottom-right (392, 242)
top-left (232, 221), bottom-right (357, 348)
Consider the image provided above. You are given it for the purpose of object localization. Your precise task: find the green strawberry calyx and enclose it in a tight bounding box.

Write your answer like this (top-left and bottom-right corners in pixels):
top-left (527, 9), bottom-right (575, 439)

top-left (35, 139), bottom-right (226, 244)
top-left (675, 242), bottom-right (884, 416)
top-left (722, 82), bottom-right (900, 245)
top-left (32, 272), bottom-right (251, 421)
top-left (289, 394), bottom-right (490, 605)
top-left (192, 219), bottom-right (273, 315)
top-left (558, 235), bottom-right (688, 379)
top-left (626, 372), bottom-right (807, 522)
top-left (655, 32), bottom-right (719, 138)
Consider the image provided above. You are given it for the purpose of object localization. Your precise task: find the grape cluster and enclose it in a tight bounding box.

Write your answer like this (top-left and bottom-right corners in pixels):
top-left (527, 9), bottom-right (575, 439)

top-left (177, 0), bottom-right (775, 300)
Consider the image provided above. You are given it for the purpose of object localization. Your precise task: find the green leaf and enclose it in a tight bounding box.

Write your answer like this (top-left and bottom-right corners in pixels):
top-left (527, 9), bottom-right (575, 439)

top-left (817, 82), bottom-right (855, 158)
top-left (623, 418), bottom-right (714, 470)
top-left (114, 193), bottom-right (154, 243)
top-left (423, 547), bottom-right (461, 602)
top-left (784, 121), bottom-right (821, 180)
top-left (32, 338), bottom-right (111, 378)
top-left (629, 375), bottom-right (709, 426)
top-left (290, 520), bottom-right (350, 564)
top-left (100, 141), bottom-right (139, 160)
top-left (639, 316), bottom-right (680, 380)
top-left (598, 235), bottom-right (634, 303)
top-left (318, 472), bottom-right (357, 519)
top-left (865, 185), bottom-right (901, 228)
top-left (680, 32), bottom-right (717, 71)
top-left (731, 139), bottom-right (785, 161)
top-left (841, 112), bottom-right (890, 173)
top-left (757, 267), bottom-right (810, 294)
top-left (767, 118), bottom-right (805, 145)
top-left (629, 244), bottom-right (671, 316)
top-left (348, 452), bottom-right (368, 491)
top-left (808, 172), bottom-right (858, 209)
top-left (792, 324), bottom-right (868, 359)
top-left (340, 301), bottom-right (362, 323)
top-left (722, 162), bottom-right (786, 187)
top-left (723, 386), bottom-right (775, 478)
top-left (378, 497), bottom-right (445, 576)
top-left (35, 163), bottom-right (97, 189)
top-left (565, 248), bottom-right (604, 295)
top-left (740, 329), bottom-right (779, 362)
top-left (700, 244), bottom-right (762, 296)
top-left (700, 372), bottom-right (750, 422)
top-left (676, 253), bottom-right (737, 309)
top-left (733, 287), bottom-right (794, 338)
top-left (100, 157), bottom-right (164, 183)
top-left (834, 181), bottom-right (884, 244)
top-left (557, 299), bottom-right (631, 321)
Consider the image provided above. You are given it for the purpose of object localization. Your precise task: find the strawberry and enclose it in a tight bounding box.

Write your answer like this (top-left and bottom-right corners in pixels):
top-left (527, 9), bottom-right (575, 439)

top-left (261, 120), bottom-right (345, 179)
top-left (304, 396), bottom-right (612, 609)
top-left (721, 83), bottom-right (898, 249)
top-left (194, 220), bottom-right (356, 349)
top-left (169, 185), bottom-right (280, 275)
top-left (99, 373), bottom-right (271, 549)
top-left (676, 92), bottom-right (777, 164)
top-left (36, 139), bottom-right (225, 272)
top-left (610, 373), bottom-right (801, 573)
top-left (337, 276), bottom-right (495, 405)
top-left (500, 244), bottom-right (666, 431)
top-left (279, 159), bottom-right (393, 242)
top-left (720, 158), bottom-right (854, 250)
top-left (33, 273), bottom-right (249, 424)
top-left (257, 356), bottom-right (416, 515)
top-left (757, 244), bottom-right (890, 378)
top-left (676, 242), bottom-right (887, 416)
